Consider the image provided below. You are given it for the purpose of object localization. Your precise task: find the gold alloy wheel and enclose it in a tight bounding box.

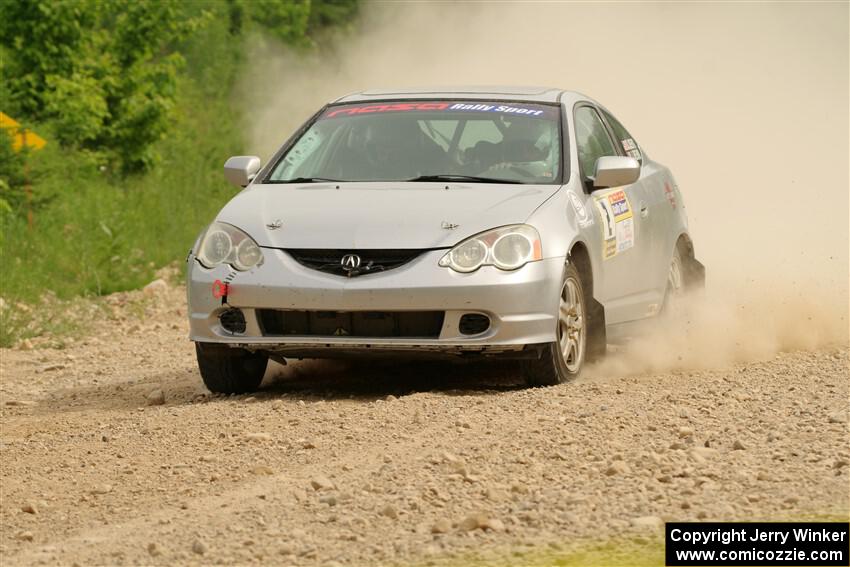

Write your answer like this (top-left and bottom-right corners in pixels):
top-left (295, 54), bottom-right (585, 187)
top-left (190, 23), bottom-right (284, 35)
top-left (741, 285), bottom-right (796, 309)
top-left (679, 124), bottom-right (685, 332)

top-left (558, 277), bottom-right (585, 373)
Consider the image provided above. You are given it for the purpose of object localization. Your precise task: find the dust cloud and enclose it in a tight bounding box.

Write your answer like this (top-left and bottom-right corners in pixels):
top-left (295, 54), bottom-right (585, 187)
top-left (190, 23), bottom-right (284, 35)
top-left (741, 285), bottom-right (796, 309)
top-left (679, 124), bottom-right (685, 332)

top-left (240, 2), bottom-right (849, 372)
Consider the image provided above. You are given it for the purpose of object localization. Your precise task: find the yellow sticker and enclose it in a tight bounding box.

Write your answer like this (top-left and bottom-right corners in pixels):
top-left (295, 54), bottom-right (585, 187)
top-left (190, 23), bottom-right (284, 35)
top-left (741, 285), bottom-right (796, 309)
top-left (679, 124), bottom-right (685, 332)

top-left (594, 189), bottom-right (635, 260)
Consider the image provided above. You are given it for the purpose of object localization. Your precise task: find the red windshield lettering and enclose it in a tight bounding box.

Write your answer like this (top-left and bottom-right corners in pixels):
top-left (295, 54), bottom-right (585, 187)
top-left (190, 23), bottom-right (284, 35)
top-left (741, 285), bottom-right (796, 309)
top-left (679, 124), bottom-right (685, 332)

top-left (416, 103), bottom-right (450, 111)
top-left (352, 105), bottom-right (388, 114)
top-left (325, 101), bottom-right (458, 119)
top-left (325, 107), bottom-right (355, 118)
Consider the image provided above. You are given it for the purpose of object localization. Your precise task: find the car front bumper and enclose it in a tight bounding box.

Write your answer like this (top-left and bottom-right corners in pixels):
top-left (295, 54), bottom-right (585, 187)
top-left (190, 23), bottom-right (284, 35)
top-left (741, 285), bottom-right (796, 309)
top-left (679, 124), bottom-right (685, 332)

top-left (187, 249), bottom-right (564, 357)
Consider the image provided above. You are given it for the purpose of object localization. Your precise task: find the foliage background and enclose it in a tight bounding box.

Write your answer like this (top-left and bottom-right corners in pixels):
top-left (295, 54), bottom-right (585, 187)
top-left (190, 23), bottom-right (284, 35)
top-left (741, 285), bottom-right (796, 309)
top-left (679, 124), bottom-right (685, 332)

top-left (0, 0), bottom-right (358, 345)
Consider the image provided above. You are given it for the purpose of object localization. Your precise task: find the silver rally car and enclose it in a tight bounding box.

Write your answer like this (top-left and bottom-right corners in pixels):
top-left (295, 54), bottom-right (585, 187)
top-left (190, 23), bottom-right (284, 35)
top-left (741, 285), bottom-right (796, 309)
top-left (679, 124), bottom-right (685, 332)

top-left (187, 86), bottom-right (704, 393)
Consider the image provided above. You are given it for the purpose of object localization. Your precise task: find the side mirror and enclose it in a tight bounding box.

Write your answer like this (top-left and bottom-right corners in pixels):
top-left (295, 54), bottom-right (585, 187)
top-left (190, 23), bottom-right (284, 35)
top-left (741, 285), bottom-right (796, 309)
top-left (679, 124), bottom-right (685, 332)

top-left (592, 156), bottom-right (640, 189)
top-left (223, 156), bottom-right (261, 187)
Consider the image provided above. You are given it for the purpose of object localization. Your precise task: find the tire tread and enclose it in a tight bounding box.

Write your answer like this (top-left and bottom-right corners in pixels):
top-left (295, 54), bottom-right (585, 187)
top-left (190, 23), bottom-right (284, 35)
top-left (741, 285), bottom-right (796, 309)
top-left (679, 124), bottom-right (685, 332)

top-left (195, 343), bottom-right (267, 394)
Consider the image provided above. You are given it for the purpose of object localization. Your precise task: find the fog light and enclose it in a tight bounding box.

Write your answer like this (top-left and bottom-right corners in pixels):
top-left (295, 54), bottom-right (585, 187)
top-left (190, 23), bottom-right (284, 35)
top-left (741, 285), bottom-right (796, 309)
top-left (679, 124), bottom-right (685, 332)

top-left (459, 313), bottom-right (490, 335)
top-left (219, 308), bottom-right (246, 334)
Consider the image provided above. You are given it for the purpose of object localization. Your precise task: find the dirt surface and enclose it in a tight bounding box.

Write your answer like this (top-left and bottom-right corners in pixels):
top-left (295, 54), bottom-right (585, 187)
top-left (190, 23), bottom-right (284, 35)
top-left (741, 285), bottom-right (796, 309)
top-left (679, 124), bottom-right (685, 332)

top-left (1, 281), bottom-right (848, 567)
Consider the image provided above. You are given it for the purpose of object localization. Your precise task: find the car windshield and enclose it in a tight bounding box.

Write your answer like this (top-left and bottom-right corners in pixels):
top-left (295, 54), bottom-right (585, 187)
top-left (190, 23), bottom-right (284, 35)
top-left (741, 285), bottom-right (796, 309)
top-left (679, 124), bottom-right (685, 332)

top-left (267, 101), bottom-right (562, 184)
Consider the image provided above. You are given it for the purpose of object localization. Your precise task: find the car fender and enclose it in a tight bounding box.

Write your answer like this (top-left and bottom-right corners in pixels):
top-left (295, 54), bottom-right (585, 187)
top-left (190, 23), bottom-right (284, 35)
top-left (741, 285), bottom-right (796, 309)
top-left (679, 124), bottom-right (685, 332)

top-left (673, 229), bottom-right (706, 291)
top-left (523, 184), bottom-right (574, 260)
top-left (524, 183), bottom-right (605, 301)
top-left (658, 169), bottom-right (704, 290)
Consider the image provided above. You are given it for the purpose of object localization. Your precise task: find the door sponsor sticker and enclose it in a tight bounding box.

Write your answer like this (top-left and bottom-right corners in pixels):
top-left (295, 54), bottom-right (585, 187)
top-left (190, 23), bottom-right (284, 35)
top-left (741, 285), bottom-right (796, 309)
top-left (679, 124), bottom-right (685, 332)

top-left (594, 189), bottom-right (635, 260)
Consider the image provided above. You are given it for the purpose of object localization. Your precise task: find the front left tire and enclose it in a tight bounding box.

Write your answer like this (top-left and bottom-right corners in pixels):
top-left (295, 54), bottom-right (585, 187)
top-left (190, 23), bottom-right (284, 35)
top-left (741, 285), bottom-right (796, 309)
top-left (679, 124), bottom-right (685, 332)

top-left (195, 342), bottom-right (268, 394)
top-left (521, 263), bottom-right (588, 386)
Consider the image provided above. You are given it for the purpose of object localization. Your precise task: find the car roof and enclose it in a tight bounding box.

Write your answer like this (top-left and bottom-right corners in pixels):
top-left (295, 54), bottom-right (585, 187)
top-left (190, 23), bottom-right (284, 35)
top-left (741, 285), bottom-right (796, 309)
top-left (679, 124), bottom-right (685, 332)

top-left (333, 86), bottom-right (577, 104)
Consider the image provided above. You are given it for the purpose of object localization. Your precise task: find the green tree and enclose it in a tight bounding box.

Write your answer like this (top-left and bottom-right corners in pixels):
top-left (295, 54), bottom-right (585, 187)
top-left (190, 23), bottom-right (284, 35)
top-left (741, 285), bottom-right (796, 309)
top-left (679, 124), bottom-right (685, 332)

top-left (1, 0), bottom-right (359, 176)
top-left (242, 0), bottom-right (311, 45)
top-left (233, 0), bottom-right (360, 45)
top-left (307, 0), bottom-right (360, 35)
top-left (1, 0), bottom-right (208, 173)
top-left (0, 0), bottom-right (93, 120)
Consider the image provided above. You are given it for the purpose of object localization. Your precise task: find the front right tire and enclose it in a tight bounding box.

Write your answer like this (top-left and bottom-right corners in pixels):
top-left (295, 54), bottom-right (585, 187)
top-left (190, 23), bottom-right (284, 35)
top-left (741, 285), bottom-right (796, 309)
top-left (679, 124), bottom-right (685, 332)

top-left (195, 342), bottom-right (268, 394)
top-left (521, 263), bottom-right (588, 386)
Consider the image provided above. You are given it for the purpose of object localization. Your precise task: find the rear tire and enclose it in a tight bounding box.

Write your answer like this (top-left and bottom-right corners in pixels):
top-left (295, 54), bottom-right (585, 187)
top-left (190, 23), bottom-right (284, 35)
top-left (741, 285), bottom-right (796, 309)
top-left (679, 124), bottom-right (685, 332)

top-left (522, 263), bottom-right (588, 387)
top-left (195, 342), bottom-right (267, 394)
top-left (661, 246), bottom-right (686, 317)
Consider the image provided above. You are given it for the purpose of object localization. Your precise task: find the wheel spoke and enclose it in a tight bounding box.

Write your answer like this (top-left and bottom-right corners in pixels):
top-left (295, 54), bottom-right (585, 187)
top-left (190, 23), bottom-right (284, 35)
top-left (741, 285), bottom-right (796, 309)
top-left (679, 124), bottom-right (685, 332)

top-left (668, 258), bottom-right (683, 294)
top-left (566, 337), bottom-right (577, 365)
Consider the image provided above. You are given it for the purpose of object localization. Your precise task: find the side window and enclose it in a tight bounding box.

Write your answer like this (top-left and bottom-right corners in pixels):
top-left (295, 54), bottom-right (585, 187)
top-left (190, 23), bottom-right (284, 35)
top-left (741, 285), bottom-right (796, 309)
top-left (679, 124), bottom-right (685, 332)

top-left (601, 109), bottom-right (642, 163)
top-left (574, 106), bottom-right (617, 178)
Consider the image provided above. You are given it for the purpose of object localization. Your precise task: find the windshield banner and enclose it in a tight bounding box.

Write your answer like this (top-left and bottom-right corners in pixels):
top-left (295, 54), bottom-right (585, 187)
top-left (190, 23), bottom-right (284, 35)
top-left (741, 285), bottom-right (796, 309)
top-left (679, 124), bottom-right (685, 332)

top-left (322, 101), bottom-right (559, 120)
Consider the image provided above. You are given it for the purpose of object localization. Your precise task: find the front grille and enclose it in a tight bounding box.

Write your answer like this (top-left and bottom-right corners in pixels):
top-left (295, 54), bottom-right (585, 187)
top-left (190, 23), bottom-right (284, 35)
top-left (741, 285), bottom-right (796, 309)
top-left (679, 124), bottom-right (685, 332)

top-left (286, 249), bottom-right (425, 277)
top-left (258, 310), bottom-right (445, 338)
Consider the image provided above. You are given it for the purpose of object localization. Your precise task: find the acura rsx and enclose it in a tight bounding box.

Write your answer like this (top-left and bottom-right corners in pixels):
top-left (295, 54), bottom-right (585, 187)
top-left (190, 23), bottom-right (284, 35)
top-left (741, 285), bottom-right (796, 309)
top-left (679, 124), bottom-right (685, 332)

top-left (186, 86), bottom-right (704, 393)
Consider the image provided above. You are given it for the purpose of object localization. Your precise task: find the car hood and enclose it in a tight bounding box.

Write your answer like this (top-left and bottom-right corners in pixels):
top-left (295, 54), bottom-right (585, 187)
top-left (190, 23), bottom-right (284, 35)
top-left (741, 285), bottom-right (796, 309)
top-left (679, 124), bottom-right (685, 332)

top-left (217, 182), bottom-right (561, 249)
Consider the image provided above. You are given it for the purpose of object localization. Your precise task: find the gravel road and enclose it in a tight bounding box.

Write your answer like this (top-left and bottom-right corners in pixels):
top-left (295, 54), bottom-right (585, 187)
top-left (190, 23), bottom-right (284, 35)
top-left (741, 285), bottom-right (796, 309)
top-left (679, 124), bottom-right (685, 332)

top-left (1, 281), bottom-right (848, 566)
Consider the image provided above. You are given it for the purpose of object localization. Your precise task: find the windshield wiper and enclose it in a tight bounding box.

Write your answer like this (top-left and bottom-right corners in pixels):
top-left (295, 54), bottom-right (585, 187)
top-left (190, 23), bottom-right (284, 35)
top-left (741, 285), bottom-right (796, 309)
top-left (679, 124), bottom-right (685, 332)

top-left (405, 174), bottom-right (523, 184)
top-left (269, 177), bottom-right (346, 184)
top-left (270, 175), bottom-right (524, 184)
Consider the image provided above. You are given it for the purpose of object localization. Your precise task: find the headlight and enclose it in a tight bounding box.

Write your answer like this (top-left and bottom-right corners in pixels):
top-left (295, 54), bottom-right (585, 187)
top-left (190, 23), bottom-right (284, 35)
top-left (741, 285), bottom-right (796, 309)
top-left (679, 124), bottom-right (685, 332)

top-left (439, 225), bottom-right (542, 273)
top-left (196, 222), bottom-right (264, 271)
